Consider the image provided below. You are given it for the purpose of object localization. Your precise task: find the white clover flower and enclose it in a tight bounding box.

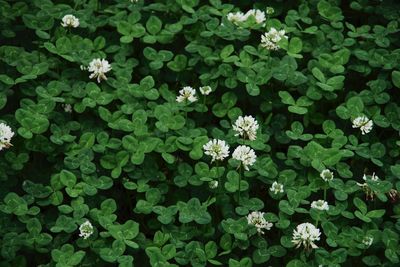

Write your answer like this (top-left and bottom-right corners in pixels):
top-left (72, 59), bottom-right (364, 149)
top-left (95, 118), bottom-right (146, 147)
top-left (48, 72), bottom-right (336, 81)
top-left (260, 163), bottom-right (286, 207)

top-left (0, 123), bottom-right (14, 151)
top-left (232, 115), bottom-right (259, 141)
top-left (227, 11), bottom-right (247, 25)
top-left (292, 222), bottom-right (321, 250)
top-left (244, 9), bottom-right (266, 24)
top-left (79, 220), bottom-right (94, 239)
top-left (209, 180), bottom-right (218, 189)
top-left (88, 58), bottom-right (112, 83)
top-left (266, 7), bottom-right (275, 15)
top-left (270, 181), bottom-right (284, 194)
top-left (199, 86), bottom-right (212, 95)
top-left (320, 169), bottom-right (333, 182)
top-left (61, 14), bottom-right (79, 28)
top-left (352, 116), bottom-right (373, 135)
top-left (62, 104), bottom-right (72, 113)
top-left (362, 236), bottom-right (373, 247)
top-left (363, 172), bottom-right (379, 182)
top-left (203, 139), bottom-right (230, 162)
top-left (311, 200), bottom-right (329, 211)
top-left (130, 0), bottom-right (139, 2)
top-left (232, 145), bottom-right (256, 171)
top-left (261, 28), bottom-right (287, 50)
top-left (246, 211), bottom-right (273, 234)
top-left (176, 86), bottom-right (197, 103)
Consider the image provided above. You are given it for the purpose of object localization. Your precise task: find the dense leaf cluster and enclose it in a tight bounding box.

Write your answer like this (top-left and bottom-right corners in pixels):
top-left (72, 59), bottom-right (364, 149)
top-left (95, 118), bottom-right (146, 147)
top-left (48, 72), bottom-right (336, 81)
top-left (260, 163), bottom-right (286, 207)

top-left (1, 0), bottom-right (400, 266)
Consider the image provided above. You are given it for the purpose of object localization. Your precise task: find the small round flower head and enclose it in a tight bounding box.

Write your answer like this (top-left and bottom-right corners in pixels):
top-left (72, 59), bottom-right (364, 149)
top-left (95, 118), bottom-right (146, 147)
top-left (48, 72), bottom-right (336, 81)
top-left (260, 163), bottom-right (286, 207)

top-left (363, 172), bottom-right (379, 182)
top-left (232, 145), bottom-right (256, 171)
top-left (320, 169), bottom-right (333, 182)
top-left (88, 58), bottom-right (112, 83)
top-left (0, 123), bottom-right (14, 151)
top-left (292, 222), bottom-right (321, 250)
top-left (227, 11), bottom-right (246, 25)
top-left (266, 7), bottom-right (275, 15)
top-left (362, 236), bottom-right (373, 247)
top-left (244, 9), bottom-right (266, 24)
top-left (61, 14), bottom-right (79, 28)
top-left (176, 86), bottom-right (197, 103)
top-left (79, 220), bottom-right (94, 239)
top-left (199, 86), bottom-right (212, 95)
top-left (270, 181), bottom-right (284, 194)
top-left (352, 116), bottom-right (373, 135)
top-left (232, 115), bottom-right (259, 141)
top-left (246, 211), bottom-right (273, 234)
top-left (203, 139), bottom-right (230, 162)
top-left (62, 104), bottom-right (72, 113)
top-left (209, 180), bottom-right (218, 189)
top-left (261, 28), bottom-right (287, 50)
top-left (311, 200), bottom-right (329, 211)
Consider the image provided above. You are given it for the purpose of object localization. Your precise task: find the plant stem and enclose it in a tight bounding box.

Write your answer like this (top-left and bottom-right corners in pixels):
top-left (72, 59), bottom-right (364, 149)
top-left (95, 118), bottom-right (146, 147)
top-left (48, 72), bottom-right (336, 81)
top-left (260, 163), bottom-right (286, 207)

top-left (216, 161), bottom-right (221, 194)
top-left (238, 164), bottom-right (242, 205)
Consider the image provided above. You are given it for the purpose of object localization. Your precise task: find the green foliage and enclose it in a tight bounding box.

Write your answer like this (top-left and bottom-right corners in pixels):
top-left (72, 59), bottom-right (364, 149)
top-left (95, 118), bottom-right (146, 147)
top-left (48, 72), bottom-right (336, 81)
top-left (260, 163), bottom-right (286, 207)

top-left (1, 0), bottom-right (400, 266)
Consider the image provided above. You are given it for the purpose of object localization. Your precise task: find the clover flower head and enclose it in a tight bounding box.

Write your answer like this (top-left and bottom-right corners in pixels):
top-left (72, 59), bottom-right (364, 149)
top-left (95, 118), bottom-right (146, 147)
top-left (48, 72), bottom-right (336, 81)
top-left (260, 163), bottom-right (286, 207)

top-left (246, 211), bottom-right (273, 234)
top-left (352, 116), bottom-right (373, 135)
top-left (203, 139), bottom-right (230, 162)
top-left (261, 28), bottom-right (287, 50)
top-left (79, 220), bottom-right (94, 239)
top-left (311, 200), bottom-right (329, 211)
top-left (362, 236), bottom-right (373, 247)
top-left (244, 9), bottom-right (266, 24)
top-left (266, 7), bottom-right (275, 15)
top-left (176, 86), bottom-right (197, 103)
top-left (320, 169), bottom-right (334, 182)
top-left (209, 180), bottom-right (218, 189)
top-left (292, 222), bottom-right (321, 250)
top-left (232, 115), bottom-right (259, 141)
top-left (232, 145), bottom-right (256, 171)
top-left (199, 86), bottom-right (212, 95)
top-left (0, 123), bottom-right (14, 151)
top-left (363, 172), bottom-right (379, 182)
top-left (270, 181), bottom-right (284, 194)
top-left (62, 104), bottom-right (72, 113)
top-left (61, 14), bottom-right (79, 28)
top-left (88, 58), bottom-right (112, 83)
top-left (227, 11), bottom-right (247, 25)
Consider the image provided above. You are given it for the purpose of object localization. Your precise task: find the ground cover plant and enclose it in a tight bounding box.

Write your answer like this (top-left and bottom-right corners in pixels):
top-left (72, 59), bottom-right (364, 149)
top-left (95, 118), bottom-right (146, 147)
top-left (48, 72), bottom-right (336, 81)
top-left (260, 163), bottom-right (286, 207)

top-left (1, 0), bottom-right (400, 266)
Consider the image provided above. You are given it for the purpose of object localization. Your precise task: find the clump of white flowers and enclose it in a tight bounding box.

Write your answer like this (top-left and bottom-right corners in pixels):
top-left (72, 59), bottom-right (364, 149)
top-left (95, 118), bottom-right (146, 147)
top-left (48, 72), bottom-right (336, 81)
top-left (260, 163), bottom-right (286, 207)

top-left (199, 86), bottom-right (212, 95)
top-left (232, 145), bottom-right (257, 171)
top-left (244, 9), bottom-right (266, 24)
top-left (61, 14), bottom-right (80, 28)
top-left (232, 115), bottom-right (259, 141)
top-left (260, 28), bottom-right (287, 50)
top-left (227, 11), bottom-right (246, 24)
top-left (88, 58), bottom-right (112, 83)
top-left (320, 169), bottom-right (334, 182)
top-left (209, 180), bottom-right (218, 189)
top-left (352, 116), bottom-right (373, 135)
top-left (0, 123), bottom-right (14, 151)
top-left (62, 104), bottom-right (72, 113)
top-left (362, 236), bottom-right (373, 247)
top-left (79, 220), bottom-right (94, 239)
top-left (227, 9), bottom-right (266, 26)
top-left (270, 181), bottom-right (284, 194)
top-left (311, 200), bottom-right (329, 211)
top-left (292, 222), bottom-right (321, 250)
top-left (176, 86), bottom-right (197, 103)
top-left (246, 211), bottom-right (273, 234)
top-left (203, 139), bottom-right (230, 162)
